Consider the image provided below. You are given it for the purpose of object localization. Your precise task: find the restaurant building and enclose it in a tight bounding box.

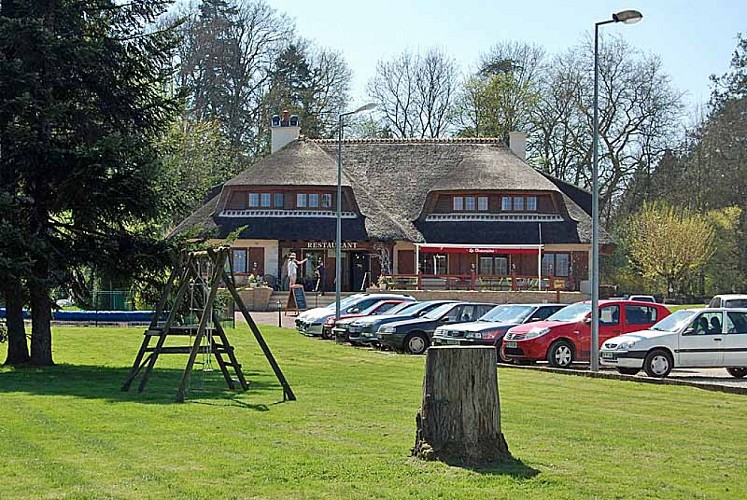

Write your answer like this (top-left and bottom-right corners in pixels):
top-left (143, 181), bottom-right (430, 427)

top-left (172, 112), bottom-right (613, 293)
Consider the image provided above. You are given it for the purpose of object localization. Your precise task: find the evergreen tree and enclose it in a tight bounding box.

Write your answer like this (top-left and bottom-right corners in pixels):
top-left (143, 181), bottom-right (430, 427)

top-left (0, 0), bottom-right (180, 365)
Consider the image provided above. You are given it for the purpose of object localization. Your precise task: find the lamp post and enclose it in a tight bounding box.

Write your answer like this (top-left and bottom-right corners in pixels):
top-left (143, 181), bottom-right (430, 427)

top-left (336, 103), bottom-right (376, 320)
top-left (591, 9), bottom-right (642, 371)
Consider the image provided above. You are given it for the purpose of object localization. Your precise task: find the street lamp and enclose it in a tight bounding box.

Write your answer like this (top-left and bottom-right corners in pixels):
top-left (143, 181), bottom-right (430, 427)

top-left (591, 9), bottom-right (642, 371)
top-left (336, 103), bottom-right (376, 320)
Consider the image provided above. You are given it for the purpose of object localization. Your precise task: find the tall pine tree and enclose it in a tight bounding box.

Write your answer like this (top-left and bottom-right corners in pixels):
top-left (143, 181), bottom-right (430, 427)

top-left (0, 0), bottom-right (180, 365)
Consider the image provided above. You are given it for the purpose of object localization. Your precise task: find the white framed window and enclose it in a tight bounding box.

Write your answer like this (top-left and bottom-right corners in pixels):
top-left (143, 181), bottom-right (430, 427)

top-left (248, 193), bottom-right (259, 207)
top-left (453, 196), bottom-right (464, 211)
top-left (555, 253), bottom-right (570, 276)
top-left (232, 249), bottom-right (247, 273)
top-left (513, 196), bottom-right (524, 211)
top-left (464, 196), bottom-right (476, 211)
top-left (526, 196), bottom-right (537, 211)
top-left (321, 193), bottom-right (332, 208)
top-left (478, 196), bottom-right (488, 211)
top-left (501, 196), bottom-right (512, 210)
top-left (309, 193), bottom-right (319, 208)
top-left (296, 193), bottom-right (307, 208)
top-left (260, 193), bottom-right (271, 207)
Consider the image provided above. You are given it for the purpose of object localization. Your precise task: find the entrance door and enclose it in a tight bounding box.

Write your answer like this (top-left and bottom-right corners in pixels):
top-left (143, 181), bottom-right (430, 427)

top-left (349, 252), bottom-right (369, 292)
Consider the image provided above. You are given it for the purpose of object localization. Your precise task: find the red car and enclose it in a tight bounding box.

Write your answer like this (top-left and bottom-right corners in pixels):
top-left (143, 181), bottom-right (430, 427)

top-left (501, 300), bottom-right (671, 367)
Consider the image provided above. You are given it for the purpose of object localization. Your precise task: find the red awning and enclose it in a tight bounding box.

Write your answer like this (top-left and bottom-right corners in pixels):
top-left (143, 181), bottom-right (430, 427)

top-left (418, 246), bottom-right (540, 255)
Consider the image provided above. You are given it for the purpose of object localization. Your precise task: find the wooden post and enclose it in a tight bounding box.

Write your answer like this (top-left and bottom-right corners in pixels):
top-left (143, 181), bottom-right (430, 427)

top-left (412, 346), bottom-right (511, 464)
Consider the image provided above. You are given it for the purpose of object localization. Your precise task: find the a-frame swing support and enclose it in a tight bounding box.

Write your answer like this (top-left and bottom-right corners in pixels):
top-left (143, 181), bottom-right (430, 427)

top-left (121, 247), bottom-right (296, 403)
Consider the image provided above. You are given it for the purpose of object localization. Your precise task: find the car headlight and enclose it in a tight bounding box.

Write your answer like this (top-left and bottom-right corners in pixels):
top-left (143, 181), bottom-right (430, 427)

top-left (617, 340), bottom-right (636, 350)
top-left (379, 327), bottom-right (395, 333)
top-left (465, 332), bottom-right (480, 339)
top-left (523, 327), bottom-right (551, 340)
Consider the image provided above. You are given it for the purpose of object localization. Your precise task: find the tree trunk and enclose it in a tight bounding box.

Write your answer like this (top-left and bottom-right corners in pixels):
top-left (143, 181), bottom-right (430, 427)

top-left (412, 346), bottom-right (511, 465)
top-left (3, 277), bottom-right (30, 365)
top-left (29, 275), bottom-right (54, 366)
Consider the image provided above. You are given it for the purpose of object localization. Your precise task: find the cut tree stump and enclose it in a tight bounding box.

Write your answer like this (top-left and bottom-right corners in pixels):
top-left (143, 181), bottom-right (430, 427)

top-left (411, 346), bottom-right (511, 465)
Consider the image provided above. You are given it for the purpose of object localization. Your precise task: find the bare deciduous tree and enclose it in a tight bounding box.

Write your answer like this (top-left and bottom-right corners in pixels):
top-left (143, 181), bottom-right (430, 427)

top-left (455, 41), bottom-right (545, 142)
top-left (367, 49), bottom-right (459, 138)
top-left (531, 35), bottom-right (684, 223)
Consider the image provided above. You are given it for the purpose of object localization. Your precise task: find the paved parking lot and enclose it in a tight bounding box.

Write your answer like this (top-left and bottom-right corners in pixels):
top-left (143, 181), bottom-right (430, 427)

top-left (241, 311), bottom-right (747, 392)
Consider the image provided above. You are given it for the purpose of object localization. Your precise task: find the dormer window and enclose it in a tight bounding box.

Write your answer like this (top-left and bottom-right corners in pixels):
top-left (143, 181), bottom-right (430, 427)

top-left (248, 192), bottom-right (283, 208)
top-left (295, 192), bottom-right (334, 209)
top-left (453, 195), bottom-right (488, 212)
top-left (501, 195), bottom-right (538, 212)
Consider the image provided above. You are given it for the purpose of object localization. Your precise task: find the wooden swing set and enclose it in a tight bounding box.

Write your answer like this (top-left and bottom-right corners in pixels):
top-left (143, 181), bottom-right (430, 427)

top-left (121, 246), bottom-right (295, 403)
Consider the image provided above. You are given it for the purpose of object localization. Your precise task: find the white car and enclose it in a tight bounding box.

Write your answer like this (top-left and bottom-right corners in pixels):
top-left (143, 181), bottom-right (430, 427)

top-left (600, 308), bottom-right (747, 378)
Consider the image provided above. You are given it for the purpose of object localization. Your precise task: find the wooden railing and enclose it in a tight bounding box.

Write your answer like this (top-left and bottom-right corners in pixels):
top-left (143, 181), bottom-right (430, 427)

top-left (380, 274), bottom-right (573, 292)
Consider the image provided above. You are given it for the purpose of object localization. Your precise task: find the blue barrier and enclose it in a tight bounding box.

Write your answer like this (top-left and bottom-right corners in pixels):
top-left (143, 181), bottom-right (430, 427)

top-left (0, 308), bottom-right (155, 322)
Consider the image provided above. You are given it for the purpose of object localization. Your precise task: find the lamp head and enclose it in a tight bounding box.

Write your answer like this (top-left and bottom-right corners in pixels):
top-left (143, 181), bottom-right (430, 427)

top-left (353, 102), bottom-right (377, 114)
top-left (612, 9), bottom-right (643, 24)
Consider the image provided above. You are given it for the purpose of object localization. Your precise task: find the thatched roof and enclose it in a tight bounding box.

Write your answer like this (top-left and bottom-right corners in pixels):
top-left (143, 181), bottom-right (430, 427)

top-left (172, 137), bottom-right (613, 245)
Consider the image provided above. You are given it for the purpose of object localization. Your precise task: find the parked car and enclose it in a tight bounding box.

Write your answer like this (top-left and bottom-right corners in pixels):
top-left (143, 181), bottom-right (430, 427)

top-left (600, 308), bottom-right (747, 378)
top-left (432, 303), bottom-right (565, 361)
top-left (608, 294), bottom-right (656, 303)
top-left (321, 299), bottom-right (408, 340)
top-left (377, 302), bottom-right (496, 355)
top-left (708, 294), bottom-right (747, 308)
top-left (346, 300), bottom-right (458, 346)
top-left (295, 293), bottom-right (415, 336)
top-left (502, 300), bottom-right (671, 367)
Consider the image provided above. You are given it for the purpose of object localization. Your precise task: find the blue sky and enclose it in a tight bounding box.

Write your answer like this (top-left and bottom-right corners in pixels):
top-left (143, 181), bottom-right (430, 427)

top-left (265, 0), bottom-right (745, 111)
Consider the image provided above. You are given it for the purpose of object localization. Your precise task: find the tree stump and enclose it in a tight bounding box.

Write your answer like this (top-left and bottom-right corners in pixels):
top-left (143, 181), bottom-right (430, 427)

top-left (411, 346), bottom-right (511, 464)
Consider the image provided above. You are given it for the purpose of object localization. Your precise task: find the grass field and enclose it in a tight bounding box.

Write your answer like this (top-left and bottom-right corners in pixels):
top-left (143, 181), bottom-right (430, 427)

top-left (1, 324), bottom-right (746, 499)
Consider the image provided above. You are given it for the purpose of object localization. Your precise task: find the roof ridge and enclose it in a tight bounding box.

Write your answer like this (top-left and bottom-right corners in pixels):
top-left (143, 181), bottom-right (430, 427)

top-left (308, 137), bottom-right (508, 145)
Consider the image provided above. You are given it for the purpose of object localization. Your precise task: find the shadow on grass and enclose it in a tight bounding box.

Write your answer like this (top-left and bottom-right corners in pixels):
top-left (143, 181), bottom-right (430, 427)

top-left (448, 456), bottom-right (539, 479)
top-left (0, 363), bottom-right (289, 407)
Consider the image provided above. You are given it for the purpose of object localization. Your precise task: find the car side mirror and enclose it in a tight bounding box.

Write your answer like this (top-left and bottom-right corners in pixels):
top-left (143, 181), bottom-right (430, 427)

top-left (441, 317), bottom-right (451, 323)
top-left (530, 317), bottom-right (541, 322)
top-left (584, 317), bottom-right (592, 324)
top-left (349, 307), bottom-right (359, 314)
top-left (684, 327), bottom-right (695, 336)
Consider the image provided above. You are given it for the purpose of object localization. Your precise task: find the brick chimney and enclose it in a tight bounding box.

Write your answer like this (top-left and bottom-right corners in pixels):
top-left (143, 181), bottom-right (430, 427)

top-left (509, 131), bottom-right (527, 161)
top-left (270, 110), bottom-right (300, 153)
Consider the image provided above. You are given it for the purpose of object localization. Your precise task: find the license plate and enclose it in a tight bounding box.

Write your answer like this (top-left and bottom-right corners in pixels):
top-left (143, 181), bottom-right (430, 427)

top-left (601, 352), bottom-right (616, 359)
top-left (446, 339), bottom-right (459, 345)
top-left (505, 341), bottom-right (518, 348)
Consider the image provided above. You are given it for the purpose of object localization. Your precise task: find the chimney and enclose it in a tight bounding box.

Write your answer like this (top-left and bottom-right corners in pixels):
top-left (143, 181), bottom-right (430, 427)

top-left (271, 109), bottom-right (300, 153)
top-left (508, 131), bottom-right (527, 161)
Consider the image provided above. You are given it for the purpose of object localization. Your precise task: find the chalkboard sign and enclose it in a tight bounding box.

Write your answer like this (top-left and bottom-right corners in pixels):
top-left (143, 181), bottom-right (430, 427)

top-left (286, 285), bottom-right (307, 314)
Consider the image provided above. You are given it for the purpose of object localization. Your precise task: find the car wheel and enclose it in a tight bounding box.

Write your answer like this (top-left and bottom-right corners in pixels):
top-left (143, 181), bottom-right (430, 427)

top-left (616, 367), bottom-right (639, 375)
top-left (404, 332), bottom-right (429, 355)
top-left (547, 340), bottom-right (574, 368)
top-left (726, 367), bottom-right (747, 378)
top-left (643, 349), bottom-right (672, 378)
top-left (496, 342), bottom-right (513, 364)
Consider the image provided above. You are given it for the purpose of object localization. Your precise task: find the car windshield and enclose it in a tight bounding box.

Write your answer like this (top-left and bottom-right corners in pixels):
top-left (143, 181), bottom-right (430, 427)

top-left (479, 305), bottom-right (533, 323)
top-left (326, 295), bottom-right (364, 310)
top-left (423, 303), bottom-right (456, 320)
top-left (384, 302), bottom-right (417, 315)
top-left (547, 302), bottom-right (591, 322)
top-left (650, 310), bottom-right (697, 332)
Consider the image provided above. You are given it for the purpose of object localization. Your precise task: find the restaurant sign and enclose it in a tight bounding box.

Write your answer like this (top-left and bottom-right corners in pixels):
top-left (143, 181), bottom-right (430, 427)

top-left (419, 245), bottom-right (540, 255)
top-left (306, 241), bottom-right (359, 250)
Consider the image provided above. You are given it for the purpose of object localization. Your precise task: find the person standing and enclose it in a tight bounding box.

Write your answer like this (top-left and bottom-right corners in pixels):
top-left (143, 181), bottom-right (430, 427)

top-left (315, 262), bottom-right (326, 295)
top-left (287, 252), bottom-right (307, 287)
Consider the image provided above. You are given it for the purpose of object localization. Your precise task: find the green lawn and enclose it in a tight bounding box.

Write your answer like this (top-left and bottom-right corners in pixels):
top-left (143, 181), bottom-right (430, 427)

top-left (1, 325), bottom-right (745, 499)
